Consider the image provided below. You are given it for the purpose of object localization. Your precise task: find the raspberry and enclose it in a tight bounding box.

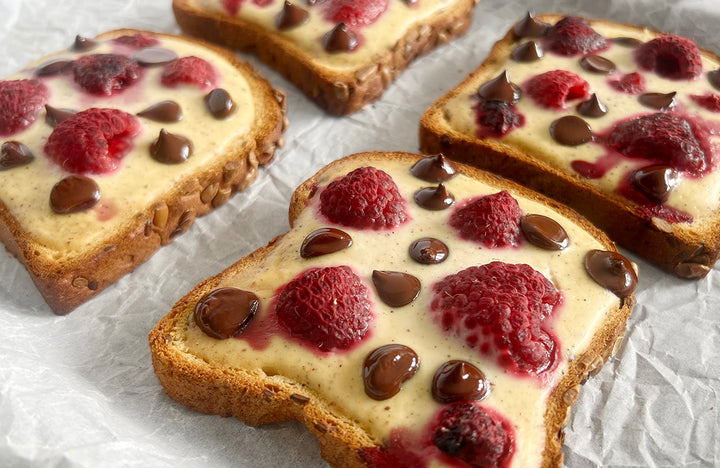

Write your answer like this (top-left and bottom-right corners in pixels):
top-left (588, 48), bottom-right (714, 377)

top-left (275, 266), bottom-right (373, 352)
top-left (635, 35), bottom-right (703, 80)
top-left (430, 262), bottom-right (561, 376)
top-left (690, 93), bottom-right (720, 112)
top-left (72, 54), bottom-right (141, 96)
top-left (607, 113), bottom-right (712, 175)
top-left (160, 56), bottom-right (217, 90)
top-left (473, 100), bottom-right (524, 138)
top-left (543, 16), bottom-right (608, 56)
top-left (319, 167), bottom-right (408, 230)
top-left (432, 402), bottom-right (514, 468)
top-left (222, 0), bottom-right (272, 15)
top-left (322, 0), bottom-right (389, 27)
top-left (111, 33), bottom-right (159, 49)
top-left (44, 108), bottom-right (141, 174)
top-left (0, 79), bottom-right (49, 136)
top-left (524, 70), bottom-right (590, 109)
top-left (449, 191), bottom-right (523, 248)
top-left (607, 72), bottom-right (646, 94)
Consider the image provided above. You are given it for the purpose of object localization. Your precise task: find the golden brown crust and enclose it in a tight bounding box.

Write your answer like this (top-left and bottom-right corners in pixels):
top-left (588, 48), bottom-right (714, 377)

top-left (0, 29), bottom-right (287, 314)
top-left (149, 151), bottom-right (634, 468)
top-left (172, 0), bottom-right (477, 115)
top-left (419, 14), bottom-right (720, 279)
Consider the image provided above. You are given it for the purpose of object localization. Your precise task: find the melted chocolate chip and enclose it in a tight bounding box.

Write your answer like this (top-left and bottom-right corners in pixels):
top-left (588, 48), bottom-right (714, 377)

top-left (513, 11), bottom-right (551, 39)
top-left (612, 37), bottom-right (643, 48)
top-left (511, 41), bottom-right (544, 62)
top-left (580, 55), bottom-right (616, 74)
top-left (414, 184), bottom-right (454, 210)
top-left (194, 287), bottom-right (259, 339)
top-left (35, 59), bottom-right (73, 77)
top-left (132, 47), bottom-right (178, 66)
top-left (477, 70), bottom-right (521, 104)
top-left (204, 88), bottom-right (236, 119)
top-left (49, 175), bottom-right (100, 214)
top-left (432, 360), bottom-right (490, 403)
top-left (371, 270), bottom-right (421, 307)
top-left (150, 129), bottom-right (192, 164)
top-left (363, 344), bottom-right (419, 400)
top-left (409, 237), bottom-right (448, 264)
top-left (45, 105), bottom-right (77, 127)
top-left (630, 165), bottom-right (679, 204)
top-left (584, 250), bottom-right (637, 298)
top-left (674, 261), bottom-right (711, 279)
top-left (323, 22), bottom-right (358, 53)
top-left (639, 92), bottom-right (677, 111)
top-left (276, 1), bottom-right (310, 30)
top-left (72, 35), bottom-right (99, 52)
top-left (0, 141), bottom-right (34, 170)
top-left (300, 227), bottom-right (352, 258)
top-left (577, 93), bottom-right (608, 118)
top-left (137, 101), bottom-right (183, 123)
top-left (521, 214), bottom-right (569, 250)
top-left (708, 69), bottom-right (720, 91)
top-left (410, 154), bottom-right (456, 182)
top-left (550, 115), bottom-right (592, 146)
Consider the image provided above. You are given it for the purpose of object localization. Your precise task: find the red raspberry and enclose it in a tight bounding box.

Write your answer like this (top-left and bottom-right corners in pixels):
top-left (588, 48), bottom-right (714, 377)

top-left (111, 33), bottom-right (159, 49)
top-left (607, 72), bottom-right (646, 94)
top-left (430, 262), bottom-right (562, 376)
top-left (607, 113), bottom-right (712, 175)
top-left (635, 35), bottom-right (702, 80)
top-left (160, 56), bottom-right (217, 90)
top-left (44, 108), bottom-right (141, 174)
top-left (449, 191), bottom-right (523, 248)
top-left (543, 16), bottom-right (608, 56)
top-left (0, 79), bottom-right (49, 136)
top-left (72, 54), bottom-right (141, 96)
top-left (319, 167), bottom-right (408, 230)
top-left (222, 0), bottom-right (272, 15)
top-left (474, 100), bottom-right (524, 138)
top-left (322, 0), bottom-right (389, 28)
top-left (275, 266), bottom-right (373, 352)
top-left (524, 70), bottom-right (590, 109)
top-left (690, 93), bottom-right (720, 112)
top-left (432, 402), bottom-right (514, 468)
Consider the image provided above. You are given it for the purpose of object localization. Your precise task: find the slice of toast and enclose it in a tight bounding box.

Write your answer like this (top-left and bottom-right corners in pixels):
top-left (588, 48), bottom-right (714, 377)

top-left (150, 151), bottom-right (636, 467)
top-left (0, 29), bottom-right (287, 314)
top-left (420, 13), bottom-right (720, 279)
top-left (172, 0), bottom-right (477, 115)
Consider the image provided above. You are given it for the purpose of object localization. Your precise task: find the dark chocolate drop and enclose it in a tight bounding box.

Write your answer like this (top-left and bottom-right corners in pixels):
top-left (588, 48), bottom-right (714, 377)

top-left (409, 237), bottom-right (448, 264)
top-left (49, 175), bottom-right (100, 214)
top-left (577, 93), bottom-right (608, 118)
top-left (323, 22), bottom-right (358, 53)
top-left (630, 165), bottom-right (678, 204)
top-left (550, 115), bottom-right (592, 146)
top-left (513, 11), bottom-right (551, 39)
top-left (0, 141), bottom-right (34, 170)
top-left (580, 55), bottom-right (616, 74)
top-left (45, 105), bottom-right (77, 127)
top-left (639, 92), bottom-right (677, 111)
top-left (132, 47), bottom-right (178, 66)
top-left (300, 227), bottom-right (352, 258)
top-left (137, 101), bottom-right (183, 123)
top-left (35, 59), bottom-right (73, 77)
top-left (612, 37), bottom-right (643, 48)
top-left (477, 70), bottom-right (521, 104)
top-left (708, 69), bottom-right (720, 91)
top-left (521, 214), bottom-right (569, 250)
top-left (72, 35), bottom-right (99, 52)
top-left (432, 360), bottom-right (490, 403)
top-left (276, 1), bottom-right (310, 30)
top-left (414, 184), bottom-right (454, 210)
top-left (410, 154), bottom-right (456, 182)
top-left (194, 287), bottom-right (259, 339)
top-left (371, 270), bottom-right (421, 307)
top-left (204, 88), bottom-right (236, 119)
top-left (584, 250), bottom-right (637, 298)
top-left (150, 129), bottom-right (192, 164)
top-left (363, 344), bottom-right (419, 400)
top-left (511, 41), bottom-right (544, 62)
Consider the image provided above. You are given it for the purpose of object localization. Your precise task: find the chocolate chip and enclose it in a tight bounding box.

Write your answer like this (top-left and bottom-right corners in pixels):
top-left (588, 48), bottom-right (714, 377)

top-left (584, 250), bottom-right (637, 298)
top-left (409, 237), bottom-right (448, 264)
top-left (521, 214), bottom-right (569, 250)
top-left (511, 41), bottom-right (544, 62)
top-left (363, 344), bottom-right (419, 400)
top-left (674, 261), bottom-right (711, 279)
top-left (132, 47), bottom-right (178, 66)
top-left (150, 129), bottom-right (192, 164)
top-left (577, 93), bottom-right (608, 118)
top-left (513, 11), bottom-right (551, 39)
top-left (414, 184), bottom-right (454, 210)
top-left (72, 35), bottom-right (99, 52)
top-left (477, 70), bottom-right (521, 104)
top-left (639, 92), bottom-right (677, 111)
top-left (371, 270), bottom-right (421, 307)
top-left (276, 1), bottom-right (309, 30)
top-left (45, 105), bottom-right (77, 127)
top-left (323, 22), bottom-right (358, 53)
top-left (580, 55), bottom-right (616, 74)
top-left (290, 393), bottom-right (310, 405)
top-left (550, 115), bottom-right (592, 146)
top-left (432, 360), bottom-right (489, 403)
top-left (204, 88), bottom-right (236, 119)
top-left (300, 227), bottom-right (352, 258)
top-left (35, 59), bottom-right (73, 77)
top-left (630, 165), bottom-right (678, 204)
top-left (612, 37), bottom-right (643, 47)
top-left (194, 287), bottom-right (259, 339)
top-left (49, 175), bottom-right (100, 214)
top-left (0, 141), bottom-right (34, 170)
top-left (410, 154), bottom-right (456, 182)
top-left (708, 69), bottom-right (720, 91)
top-left (137, 101), bottom-right (183, 123)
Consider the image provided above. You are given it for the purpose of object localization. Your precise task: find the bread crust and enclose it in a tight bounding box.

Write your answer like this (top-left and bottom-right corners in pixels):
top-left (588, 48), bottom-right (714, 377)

top-left (0, 29), bottom-right (287, 314)
top-left (149, 151), bottom-right (634, 468)
top-left (172, 0), bottom-right (477, 115)
top-left (419, 14), bottom-right (720, 280)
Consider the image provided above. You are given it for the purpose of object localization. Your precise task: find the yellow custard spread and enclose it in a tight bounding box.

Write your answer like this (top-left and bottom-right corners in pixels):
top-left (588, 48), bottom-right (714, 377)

top-left (0, 33), bottom-right (255, 256)
top-left (180, 157), bottom-right (623, 467)
top-left (441, 19), bottom-right (720, 227)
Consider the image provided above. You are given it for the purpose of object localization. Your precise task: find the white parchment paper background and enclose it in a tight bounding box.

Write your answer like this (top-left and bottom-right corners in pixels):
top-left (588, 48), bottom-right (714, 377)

top-left (0, 0), bottom-right (718, 466)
